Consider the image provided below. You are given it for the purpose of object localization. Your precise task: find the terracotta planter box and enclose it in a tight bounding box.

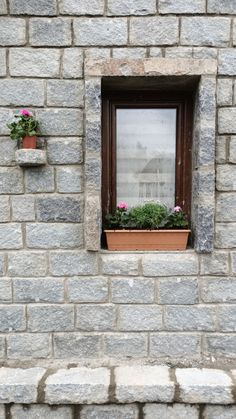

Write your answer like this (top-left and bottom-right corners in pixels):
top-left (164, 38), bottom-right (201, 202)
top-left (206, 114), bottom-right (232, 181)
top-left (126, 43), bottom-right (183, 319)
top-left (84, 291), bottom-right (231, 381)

top-left (104, 229), bottom-right (191, 251)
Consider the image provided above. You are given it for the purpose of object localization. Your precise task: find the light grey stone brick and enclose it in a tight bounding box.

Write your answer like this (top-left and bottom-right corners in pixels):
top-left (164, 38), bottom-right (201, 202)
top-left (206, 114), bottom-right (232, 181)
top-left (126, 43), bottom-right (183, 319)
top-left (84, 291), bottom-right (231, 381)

top-left (0, 80), bottom-right (44, 106)
top-left (119, 305), bottom-right (162, 331)
top-left (36, 196), bottom-right (82, 222)
top-left (67, 277), bottom-right (108, 303)
top-left (7, 333), bottom-right (51, 359)
top-left (0, 167), bottom-right (23, 194)
top-left (193, 47), bottom-right (217, 59)
top-left (50, 251), bottom-right (98, 276)
top-left (159, 0), bottom-right (205, 13)
top-left (217, 79), bottom-right (233, 106)
top-left (108, 0), bottom-right (156, 15)
top-left (113, 47), bottom-right (146, 58)
top-left (56, 167), bottom-right (83, 193)
top-left (219, 49), bottom-right (236, 76)
top-left (101, 254), bottom-right (140, 276)
top-left (229, 136), bottom-right (236, 163)
top-left (45, 367), bottom-right (110, 404)
top-left (0, 18), bottom-right (25, 46)
top-left (26, 223), bottom-right (83, 249)
top-left (28, 304), bottom-right (74, 332)
top-left (200, 251), bottom-right (229, 274)
top-left (11, 405), bottom-right (73, 419)
top-left (0, 279), bottom-right (11, 303)
top-left (216, 165), bottom-right (236, 190)
top-left (206, 334), bottom-right (236, 357)
top-left (181, 17), bottom-right (230, 47)
top-left (85, 158), bottom-right (101, 190)
top-left (0, 109), bottom-right (15, 135)
top-left (175, 368), bottom-right (233, 404)
top-left (165, 47), bottom-right (193, 58)
top-left (0, 305), bottom-right (25, 332)
top-left (85, 48), bottom-right (110, 59)
top-left (130, 17), bottom-right (178, 45)
top-left (47, 80), bottom-right (84, 107)
top-left (63, 48), bottom-right (83, 78)
top-left (0, 254), bottom-right (5, 276)
top-left (76, 304), bottom-right (116, 331)
top-left (165, 306), bottom-right (216, 331)
top-left (13, 278), bottom-right (64, 303)
top-left (0, 367), bottom-right (45, 403)
top-left (0, 196), bottom-right (9, 222)
top-left (111, 278), bottom-right (155, 303)
top-left (216, 136), bottom-right (227, 164)
top-left (85, 78), bottom-right (101, 112)
top-left (36, 109), bottom-right (83, 136)
top-left (53, 333), bottom-right (100, 358)
top-left (159, 278), bottom-right (198, 305)
top-left (85, 194), bottom-right (100, 251)
top-left (150, 333), bottom-right (201, 358)
top-left (149, 47), bottom-right (163, 57)
top-left (30, 18), bottom-right (71, 46)
top-left (74, 18), bottom-right (128, 46)
top-left (142, 253), bottom-right (198, 276)
top-left (0, 336), bottom-right (5, 357)
top-left (103, 333), bottom-right (148, 357)
top-left (85, 117), bottom-right (101, 152)
top-left (15, 149), bottom-right (46, 167)
top-left (207, 0), bottom-right (236, 14)
top-left (8, 251), bottom-right (47, 277)
top-left (144, 403), bottom-right (199, 419)
top-left (218, 306), bottom-right (236, 332)
top-left (216, 193), bottom-right (236, 222)
top-left (201, 278), bottom-right (236, 303)
top-left (203, 405), bottom-right (236, 419)
top-left (11, 196), bottom-right (35, 222)
top-left (81, 404), bottom-right (139, 419)
top-left (215, 223), bottom-right (236, 248)
top-left (115, 366), bottom-right (174, 403)
top-left (193, 203), bottom-right (215, 253)
top-left (25, 166), bottom-right (54, 193)
top-left (219, 108), bottom-right (236, 134)
top-left (0, 138), bottom-right (16, 166)
top-left (60, 0), bottom-right (104, 15)
top-left (10, 0), bottom-right (57, 15)
top-left (232, 252), bottom-right (236, 274)
top-left (0, 0), bottom-right (6, 14)
top-left (47, 138), bottom-right (83, 165)
top-left (0, 224), bottom-right (22, 249)
top-left (10, 48), bottom-right (60, 78)
top-left (0, 49), bottom-right (6, 76)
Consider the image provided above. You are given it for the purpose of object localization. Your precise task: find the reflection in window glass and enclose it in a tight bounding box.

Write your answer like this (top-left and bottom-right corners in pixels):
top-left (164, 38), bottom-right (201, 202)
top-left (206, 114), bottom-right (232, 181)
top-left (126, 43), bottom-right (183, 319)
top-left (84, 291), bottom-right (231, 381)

top-left (116, 108), bottom-right (177, 208)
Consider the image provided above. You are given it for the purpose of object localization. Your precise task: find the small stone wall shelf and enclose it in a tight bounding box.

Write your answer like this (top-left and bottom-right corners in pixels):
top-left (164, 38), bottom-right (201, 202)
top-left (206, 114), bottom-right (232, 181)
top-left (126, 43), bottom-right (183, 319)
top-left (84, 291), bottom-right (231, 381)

top-left (15, 149), bottom-right (47, 167)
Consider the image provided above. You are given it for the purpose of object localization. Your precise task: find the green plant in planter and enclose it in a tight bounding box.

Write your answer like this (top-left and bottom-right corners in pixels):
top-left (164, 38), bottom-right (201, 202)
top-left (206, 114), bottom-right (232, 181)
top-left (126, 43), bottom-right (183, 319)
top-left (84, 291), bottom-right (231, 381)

top-left (7, 109), bottom-right (40, 141)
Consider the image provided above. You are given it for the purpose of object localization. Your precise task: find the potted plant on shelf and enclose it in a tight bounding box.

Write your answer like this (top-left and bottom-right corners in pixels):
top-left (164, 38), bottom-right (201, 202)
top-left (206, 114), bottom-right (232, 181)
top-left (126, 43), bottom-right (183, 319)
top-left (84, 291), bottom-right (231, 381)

top-left (104, 202), bottom-right (190, 251)
top-left (7, 109), bottom-right (40, 149)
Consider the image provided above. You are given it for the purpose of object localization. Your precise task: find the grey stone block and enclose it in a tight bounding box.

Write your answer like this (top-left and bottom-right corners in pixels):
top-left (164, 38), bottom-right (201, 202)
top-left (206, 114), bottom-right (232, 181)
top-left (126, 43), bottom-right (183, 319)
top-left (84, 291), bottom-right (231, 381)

top-left (115, 366), bottom-right (174, 403)
top-left (142, 253), bottom-right (198, 276)
top-left (216, 165), bottom-right (236, 190)
top-left (193, 47), bottom-right (217, 59)
top-left (217, 79), bottom-right (233, 106)
top-left (47, 138), bottom-right (83, 165)
top-left (149, 47), bottom-right (163, 57)
top-left (25, 166), bottom-right (54, 193)
top-left (60, 0), bottom-right (104, 15)
top-left (85, 78), bottom-right (101, 112)
top-left (10, 0), bottom-right (57, 15)
top-left (56, 167), bottom-right (83, 193)
top-left (76, 304), bottom-right (116, 331)
top-left (0, 224), bottom-right (22, 249)
top-left (30, 18), bottom-right (71, 46)
top-left (53, 333), bottom-right (100, 358)
top-left (0, 18), bottom-right (25, 46)
top-left (10, 48), bottom-right (60, 77)
top-left (113, 47), bottom-right (146, 58)
top-left (85, 48), bottom-right (110, 59)
top-left (207, 0), bottom-right (236, 14)
top-left (0, 196), bottom-right (9, 222)
top-left (108, 0), bottom-right (156, 15)
top-left (193, 203), bottom-right (214, 253)
top-left (62, 48), bottom-right (83, 78)
top-left (165, 47), bottom-right (193, 58)
top-left (103, 333), bottom-right (148, 357)
top-left (219, 49), bottom-right (236, 76)
top-left (101, 254), bottom-right (140, 276)
top-left (0, 167), bottom-right (23, 194)
top-left (7, 333), bottom-right (51, 359)
top-left (150, 333), bottom-right (201, 358)
top-left (0, 254), bottom-right (5, 276)
top-left (26, 223), bottom-right (83, 249)
top-left (144, 403), bottom-right (199, 419)
top-left (47, 80), bottom-right (84, 107)
top-left (13, 278), bottom-right (64, 303)
top-left (8, 251), bottom-right (47, 277)
top-left (175, 368), bottom-right (233, 404)
top-left (159, 277), bottom-right (198, 304)
top-left (0, 336), bottom-right (5, 358)
top-left (50, 251), bottom-right (98, 276)
top-left (201, 278), bottom-right (236, 303)
top-left (203, 405), bottom-right (236, 419)
top-left (67, 277), bottom-right (108, 303)
top-left (215, 223), bottom-right (236, 248)
top-left (111, 278), bottom-right (155, 303)
top-left (0, 279), bottom-right (11, 303)
top-left (232, 252), bottom-right (236, 275)
top-left (84, 194), bottom-right (100, 251)
top-left (216, 193), bottom-right (236, 222)
top-left (11, 196), bottom-right (35, 222)
top-left (0, 367), bottom-right (45, 403)
top-left (0, 80), bottom-right (44, 106)
top-left (36, 196), bottom-right (82, 222)
top-left (86, 117), bottom-right (101, 152)
top-left (81, 404), bottom-right (139, 419)
top-left (74, 18), bottom-right (128, 46)
top-left (165, 306), bottom-right (216, 331)
top-left (0, 137), bottom-right (16, 165)
top-left (181, 17), bottom-right (230, 47)
top-left (85, 158), bottom-right (101, 190)
top-left (36, 109), bottom-right (83, 136)
top-left (200, 251), bottom-right (229, 274)
top-left (218, 306), bottom-right (236, 332)
top-left (218, 109), bottom-right (236, 134)
top-left (28, 304), bottom-right (74, 332)
top-left (216, 136), bottom-right (227, 164)
top-left (45, 367), bottom-right (110, 404)
top-left (130, 17), bottom-right (178, 45)
top-left (229, 136), bottom-right (236, 163)
top-left (15, 149), bottom-right (47, 167)
top-left (0, 0), bottom-right (6, 14)
top-left (206, 334), bottom-right (236, 358)
top-left (119, 305), bottom-right (162, 331)
top-left (159, 0), bottom-right (205, 13)
top-left (0, 109), bottom-right (15, 135)
top-left (11, 405), bottom-right (73, 419)
top-left (0, 305), bottom-right (26, 332)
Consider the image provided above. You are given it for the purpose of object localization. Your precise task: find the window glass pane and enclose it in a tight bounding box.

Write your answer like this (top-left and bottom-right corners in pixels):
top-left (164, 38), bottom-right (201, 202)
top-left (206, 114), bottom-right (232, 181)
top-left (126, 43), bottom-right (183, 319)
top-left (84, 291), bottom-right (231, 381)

top-left (116, 108), bottom-right (177, 208)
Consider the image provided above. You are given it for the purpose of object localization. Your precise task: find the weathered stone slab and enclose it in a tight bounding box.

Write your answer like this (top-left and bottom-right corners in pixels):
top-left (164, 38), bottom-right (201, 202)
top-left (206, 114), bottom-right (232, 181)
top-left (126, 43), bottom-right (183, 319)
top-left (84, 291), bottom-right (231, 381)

top-left (150, 333), bottom-right (201, 358)
top-left (81, 404), bottom-right (139, 419)
top-left (15, 150), bottom-right (46, 167)
top-left (74, 18), bottom-right (128, 46)
top-left (0, 80), bottom-right (44, 106)
top-left (104, 333), bottom-right (148, 357)
top-left (10, 48), bottom-right (60, 77)
top-left (29, 18), bottom-right (71, 46)
top-left (144, 403), bottom-right (199, 419)
top-left (108, 0), bottom-right (156, 15)
top-left (9, 0), bottom-right (57, 15)
top-left (7, 333), bottom-right (51, 359)
top-left (0, 18), bottom-right (25, 46)
top-left (142, 253), bottom-right (198, 276)
top-left (60, 0), bottom-right (104, 15)
top-left (130, 17), bottom-right (178, 45)
top-left (159, 0), bottom-right (205, 14)
top-left (53, 333), bottom-right (100, 358)
top-left (11, 405), bottom-right (73, 419)
top-left (181, 17), bottom-right (230, 47)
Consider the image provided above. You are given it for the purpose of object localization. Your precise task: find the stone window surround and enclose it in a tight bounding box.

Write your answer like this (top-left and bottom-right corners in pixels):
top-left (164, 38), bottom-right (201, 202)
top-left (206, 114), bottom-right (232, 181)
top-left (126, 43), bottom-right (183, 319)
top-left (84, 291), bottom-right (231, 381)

top-left (84, 58), bottom-right (217, 253)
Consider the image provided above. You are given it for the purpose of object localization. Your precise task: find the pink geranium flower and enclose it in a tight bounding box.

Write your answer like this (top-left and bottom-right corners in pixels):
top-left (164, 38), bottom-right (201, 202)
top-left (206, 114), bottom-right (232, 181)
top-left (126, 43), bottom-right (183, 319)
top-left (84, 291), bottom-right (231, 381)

top-left (173, 206), bottom-right (182, 212)
top-left (117, 201), bottom-right (127, 210)
top-left (20, 109), bottom-right (31, 117)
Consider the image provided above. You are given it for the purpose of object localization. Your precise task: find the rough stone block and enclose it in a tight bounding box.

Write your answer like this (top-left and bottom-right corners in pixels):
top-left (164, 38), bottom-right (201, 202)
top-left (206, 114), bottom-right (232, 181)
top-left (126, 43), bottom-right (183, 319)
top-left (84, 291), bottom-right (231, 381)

top-left (85, 194), bottom-right (100, 251)
top-left (103, 333), bottom-right (148, 357)
top-left (62, 48), bottom-right (83, 78)
top-left (47, 80), bottom-right (84, 107)
top-left (217, 79), bottom-right (233, 106)
top-left (0, 367), bottom-right (45, 403)
top-left (85, 158), bottom-right (101, 190)
top-left (36, 109), bottom-right (83, 135)
top-left (0, 167), bottom-right (23, 194)
top-left (207, 0), bottom-right (236, 14)
top-left (85, 117), bottom-right (101, 152)
top-left (144, 403), bottom-right (199, 419)
top-left (218, 306), bottom-right (236, 332)
top-left (0, 254), bottom-right (5, 276)
top-left (50, 251), bottom-right (98, 276)
top-left (119, 306), bottom-right (162, 331)
top-left (0, 305), bottom-right (25, 332)
top-left (25, 166), bottom-right (54, 193)
top-left (0, 109), bottom-right (16, 136)
top-left (159, 0), bottom-right (205, 13)
top-left (0, 137), bottom-right (16, 166)
top-left (0, 196), bottom-right (9, 222)
top-left (74, 18), bottom-right (127, 46)
top-left (0, 80), bottom-right (44, 106)
top-left (200, 251), bottom-right (229, 274)
top-left (85, 79), bottom-right (101, 113)
top-left (15, 149), bottom-right (47, 167)
top-left (149, 47), bottom-right (163, 57)
top-left (108, 0), bottom-right (156, 15)
top-left (26, 223), bottom-right (83, 249)
top-left (67, 277), bottom-right (108, 303)
top-left (7, 333), bottom-right (51, 359)
top-left (181, 17), bottom-right (230, 47)
top-left (0, 0), bottom-right (6, 14)
top-left (216, 165), bottom-right (236, 190)
top-left (101, 254), bottom-right (140, 276)
top-left (0, 279), bottom-right (11, 303)
top-left (56, 167), bottom-right (83, 193)
top-left (11, 196), bottom-right (35, 222)
top-left (111, 278), bottom-right (155, 303)
top-left (115, 366), bottom-right (174, 403)
top-left (53, 333), bottom-right (100, 358)
top-left (0, 224), bottom-right (22, 249)
top-left (85, 48), bottom-right (111, 59)
top-left (193, 47), bottom-right (217, 59)
top-left (10, 48), bottom-right (60, 77)
top-left (203, 405), bottom-right (236, 419)
top-left (45, 367), bottom-right (110, 404)
top-left (60, 0), bottom-right (104, 15)
top-left (165, 306), bottom-right (216, 331)
top-left (165, 47), bottom-right (193, 58)
top-left (0, 18), bottom-right (25, 46)
top-left (229, 136), bottom-right (236, 163)
top-left (130, 17), bottom-right (178, 45)
top-left (36, 196), bottom-right (82, 222)
top-left (175, 368), bottom-right (233, 404)
top-left (142, 253), bottom-right (198, 276)
top-left (81, 404), bottom-right (139, 419)
top-left (30, 18), bottom-right (71, 46)
top-left (206, 334), bottom-right (236, 358)
top-left (0, 336), bottom-right (4, 358)
top-left (11, 405), bottom-right (73, 419)
top-left (13, 278), bottom-right (64, 303)
top-left (216, 136), bottom-right (227, 164)
top-left (150, 333), bottom-right (201, 358)
top-left (193, 203), bottom-right (215, 253)
top-left (201, 278), bottom-right (236, 303)
top-left (159, 277), bottom-right (198, 304)
top-left (47, 138), bottom-right (83, 165)
top-left (28, 304), bottom-right (74, 332)
top-left (215, 223), bottom-right (236, 248)
top-left (112, 47), bottom-right (146, 58)
top-left (216, 193), bottom-right (236, 222)
top-left (219, 49), bottom-right (236, 76)
top-left (9, 0), bottom-right (57, 15)
top-left (8, 251), bottom-right (47, 277)
top-left (219, 108), bottom-right (236, 134)
top-left (76, 304), bottom-right (116, 331)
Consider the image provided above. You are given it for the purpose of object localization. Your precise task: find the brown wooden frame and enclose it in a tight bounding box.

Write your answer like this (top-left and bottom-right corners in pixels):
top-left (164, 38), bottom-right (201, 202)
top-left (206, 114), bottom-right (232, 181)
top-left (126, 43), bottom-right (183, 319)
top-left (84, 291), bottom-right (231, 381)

top-left (102, 90), bottom-right (193, 226)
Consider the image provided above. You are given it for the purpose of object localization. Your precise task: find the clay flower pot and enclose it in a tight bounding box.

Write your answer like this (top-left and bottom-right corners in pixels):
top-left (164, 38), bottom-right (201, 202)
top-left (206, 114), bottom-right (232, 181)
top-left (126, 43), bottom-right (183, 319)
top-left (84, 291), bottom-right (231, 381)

top-left (22, 136), bottom-right (37, 149)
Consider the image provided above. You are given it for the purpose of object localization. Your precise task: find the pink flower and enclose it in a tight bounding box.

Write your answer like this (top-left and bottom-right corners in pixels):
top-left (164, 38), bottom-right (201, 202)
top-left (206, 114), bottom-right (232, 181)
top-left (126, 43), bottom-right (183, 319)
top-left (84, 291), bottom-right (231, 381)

top-left (173, 206), bottom-right (182, 212)
top-left (117, 201), bottom-right (127, 210)
top-left (20, 109), bottom-right (31, 117)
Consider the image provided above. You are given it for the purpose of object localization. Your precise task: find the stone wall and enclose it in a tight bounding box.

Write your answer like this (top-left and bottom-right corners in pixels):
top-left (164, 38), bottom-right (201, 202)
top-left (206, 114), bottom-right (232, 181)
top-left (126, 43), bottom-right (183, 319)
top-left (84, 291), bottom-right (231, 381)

top-left (0, 0), bottom-right (236, 367)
